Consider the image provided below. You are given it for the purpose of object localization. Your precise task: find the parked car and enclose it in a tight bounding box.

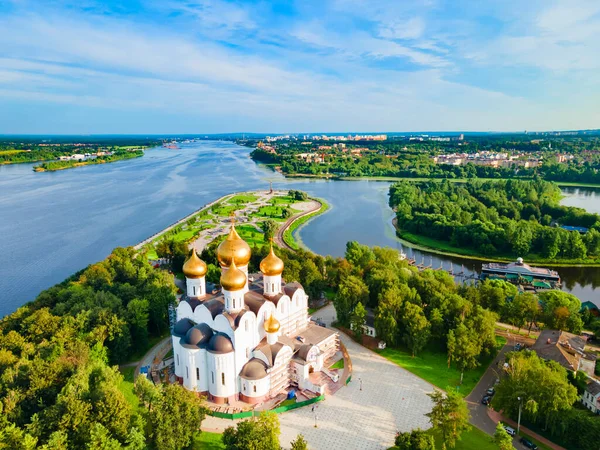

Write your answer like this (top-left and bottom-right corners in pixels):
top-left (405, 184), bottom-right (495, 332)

top-left (481, 396), bottom-right (491, 405)
top-left (520, 437), bottom-right (538, 449)
top-left (503, 425), bottom-right (516, 436)
top-left (486, 387), bottom-right (496, 396)
top-left (514, 343), bottom-right (522, 351)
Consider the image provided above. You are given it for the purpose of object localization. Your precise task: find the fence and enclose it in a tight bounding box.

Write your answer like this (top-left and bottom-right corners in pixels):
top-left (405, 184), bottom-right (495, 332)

top-left (207, 394), bottom-right (325, 420)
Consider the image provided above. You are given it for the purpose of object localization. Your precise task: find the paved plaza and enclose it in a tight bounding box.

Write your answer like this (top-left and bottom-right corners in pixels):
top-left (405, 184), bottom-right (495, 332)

top-left (202, 304), bottom-right (436, 449)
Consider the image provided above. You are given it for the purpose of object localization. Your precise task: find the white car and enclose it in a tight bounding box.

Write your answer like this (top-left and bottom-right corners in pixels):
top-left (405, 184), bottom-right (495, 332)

top-left (503, 425), bottom-right (516, 436)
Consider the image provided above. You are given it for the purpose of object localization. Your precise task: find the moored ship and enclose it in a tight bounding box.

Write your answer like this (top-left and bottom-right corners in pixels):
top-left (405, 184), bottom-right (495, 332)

top-left (481, 257), bottom-right (561, 288)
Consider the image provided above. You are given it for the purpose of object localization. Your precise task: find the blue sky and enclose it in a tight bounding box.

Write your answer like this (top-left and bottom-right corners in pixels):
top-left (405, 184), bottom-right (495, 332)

top-left (0, 0), bottom-right (599, 133)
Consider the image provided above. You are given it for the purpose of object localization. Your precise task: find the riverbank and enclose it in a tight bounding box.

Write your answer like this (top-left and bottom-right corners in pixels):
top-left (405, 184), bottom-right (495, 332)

top-left (279, 198), bottom-right (329, 250)
top-left (261, 167), bottom-right (600, 189)
top-left (394, 221), bottom-right (600, 267)
top-left (33, 150), bottom-right (144, 172)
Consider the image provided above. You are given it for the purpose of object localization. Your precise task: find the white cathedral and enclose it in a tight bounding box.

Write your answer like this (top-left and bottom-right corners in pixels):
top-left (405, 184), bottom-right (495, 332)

top-left (171, 223), bottom-right (339, 405)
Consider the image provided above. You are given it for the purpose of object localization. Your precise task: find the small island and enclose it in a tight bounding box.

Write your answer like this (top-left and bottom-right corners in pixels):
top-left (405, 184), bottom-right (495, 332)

top-left (0, 136), bottom-right (160, 170)
top-left (33, 149), bottom-right (144, 172)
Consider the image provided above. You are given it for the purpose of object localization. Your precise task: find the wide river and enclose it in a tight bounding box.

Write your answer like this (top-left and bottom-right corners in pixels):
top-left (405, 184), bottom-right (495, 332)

top-left (1, 141), bottom-right (599, 317)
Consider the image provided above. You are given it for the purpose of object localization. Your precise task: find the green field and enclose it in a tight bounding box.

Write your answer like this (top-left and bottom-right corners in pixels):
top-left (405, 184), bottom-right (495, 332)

top-left (191, 431), bottom-right (225, 450)
top-left (117, 366), bottom-right (140, 411)
top-left (229, 194), bottom-right (258, 204)
top-left (430, 427), bottom-right (496, 450)
top-left (236, 224), bottom-right (268, 246)
top-left (377, 336), bottom-right (506, 397)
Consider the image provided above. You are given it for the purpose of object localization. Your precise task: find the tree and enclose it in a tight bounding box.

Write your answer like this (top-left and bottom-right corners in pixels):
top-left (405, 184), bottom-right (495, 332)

top-left (426, 389), bottom-right (470, 448)
top-left (539, 290), bottom-right (583, 333)
top-left (345, 241), bottom-right (375, 269)
top-left (492, 423), bottom-right (514, 450)
top-left (87, 423), bottom-right (121, 450)
top-left (351, 302), bottom-right (367, 342)
top-left (290, 434), bottom-right (308, 450)
top-left (223, 412), bottom-right (280, 450)
top-left (401, 303), bottom-right (430, 357)
top-left (494, 351), bottom-right (577, 433)
top-left (261, 220), bottom-right (278, 241)
top-left (395, 429), bottom-right (435, 450)
top-left (447, 322), bottom-right (480, 383)
top-left (143, 383), bottom-right (207, 450)
top-left (334, 275), bottom-right (369, 326)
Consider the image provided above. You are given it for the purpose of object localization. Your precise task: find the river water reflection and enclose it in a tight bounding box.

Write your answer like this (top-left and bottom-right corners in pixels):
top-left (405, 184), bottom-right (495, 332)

top-left (0, 141), bottom-right (598, 317)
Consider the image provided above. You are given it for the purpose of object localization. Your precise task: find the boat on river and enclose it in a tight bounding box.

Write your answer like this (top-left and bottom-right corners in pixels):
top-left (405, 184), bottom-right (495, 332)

top-left (481, 257), bottom-right (561, 288)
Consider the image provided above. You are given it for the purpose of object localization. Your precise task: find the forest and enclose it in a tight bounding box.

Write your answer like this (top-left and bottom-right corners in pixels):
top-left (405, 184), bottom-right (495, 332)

top-left (390, 179), bottom-right (600, 261)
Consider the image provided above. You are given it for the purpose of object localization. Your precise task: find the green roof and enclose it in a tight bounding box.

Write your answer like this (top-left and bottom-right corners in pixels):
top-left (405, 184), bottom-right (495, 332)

top-left (521, 275), bottom-right (534, 282)
top-left (505, 273), bottom-right (519, 280)
top-left (533, 281), bottom-right (552, 289)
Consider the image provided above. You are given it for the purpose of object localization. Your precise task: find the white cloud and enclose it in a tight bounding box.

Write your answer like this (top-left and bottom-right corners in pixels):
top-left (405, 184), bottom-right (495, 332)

top-left (378, 17), bottom-right (425, 40)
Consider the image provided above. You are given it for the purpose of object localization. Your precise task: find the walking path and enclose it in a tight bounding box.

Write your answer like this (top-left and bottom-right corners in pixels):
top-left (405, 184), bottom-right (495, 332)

top-left (274, 199), bottom-right (321, 251)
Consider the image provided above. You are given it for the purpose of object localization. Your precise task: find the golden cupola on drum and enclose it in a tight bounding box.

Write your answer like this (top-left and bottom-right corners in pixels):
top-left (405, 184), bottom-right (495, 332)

top-left (182, 249), bottom-right (207, 298)
top-left (260, 243), bottom-right (284, 296)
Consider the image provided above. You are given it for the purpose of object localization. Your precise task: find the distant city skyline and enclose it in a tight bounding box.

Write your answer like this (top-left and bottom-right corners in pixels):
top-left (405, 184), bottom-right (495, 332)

top-left (1, 0), bottom-right (599, 134)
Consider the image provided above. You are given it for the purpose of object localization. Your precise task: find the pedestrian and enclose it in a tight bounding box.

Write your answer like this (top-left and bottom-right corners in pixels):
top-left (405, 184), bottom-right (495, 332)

top-left (311, 405), bottom-right (315, 413)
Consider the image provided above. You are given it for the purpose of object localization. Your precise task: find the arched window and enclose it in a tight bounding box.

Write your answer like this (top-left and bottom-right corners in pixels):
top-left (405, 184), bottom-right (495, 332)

top-left (272, 283), bottom-right (274, 292)
top-left (253, 385), bottom-right (257, 393)
top-left (186, 366), bottom-right (189, 379)
top-left (221, 373), bottom-right (225, 386)
top-left (177, 354), bottom-right (179, 366)
top-left (193, 286), bottom-right (196, 296)
top-left (196, 368), bottom-right (200, 380)
top-left (233, 298), bottom-right (235, 309)
top-left (211, 371), bottom-right (214, 384)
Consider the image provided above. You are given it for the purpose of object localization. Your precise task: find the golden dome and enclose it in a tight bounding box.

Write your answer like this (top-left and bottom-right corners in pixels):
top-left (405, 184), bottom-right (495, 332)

top-left (220, 259), bottom-right (247, 291)
top-left (217, 225), bottom-right (251, 267)
top-left (264, 314), bottom-right (280, 334)
top-left (182, 249), bottom-right (207, 278)
top-left (260, 244), bottom-right (284, 276)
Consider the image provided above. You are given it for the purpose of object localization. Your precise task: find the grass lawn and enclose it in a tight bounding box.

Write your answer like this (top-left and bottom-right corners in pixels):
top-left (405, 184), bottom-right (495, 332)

top-left (145, 246), bottom-right (159, 260)
top-left (279, 398), bottom-right (297, 407)
top-left (330, 359), bottom-right (344, 369)
top-left (377, 336), bottom-right (506, 397)
top-left (228, 193), bottom-right (258, 204)
top-left (191, 431), bottom-right (224, 450)
top-left (250, 205), bottom-right (286, 220)
top-left (118, 366), bottom-right (140, 411)
top-left (430, 427), bottom-right (496, 450)
top-left (271, 195), bottom-right (299, 205)
top-left (236, 224), bottom-right (268, 247)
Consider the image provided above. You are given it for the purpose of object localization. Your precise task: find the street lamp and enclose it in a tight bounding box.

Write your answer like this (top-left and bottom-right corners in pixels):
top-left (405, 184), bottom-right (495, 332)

top-left (517, 397), bottom-right (523, 434)
top-left (314, 413), bottom-right (318, 428)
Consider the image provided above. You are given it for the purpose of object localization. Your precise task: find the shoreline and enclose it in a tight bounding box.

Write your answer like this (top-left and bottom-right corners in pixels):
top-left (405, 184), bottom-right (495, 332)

top-left (255, 164), bottom-right (600, 189)
top-left (33, 151), bottom-right (144, 172)
top-left (392, 218), bottom-right (600, 268)
top-left (278, 197), bottom-right (329, 251)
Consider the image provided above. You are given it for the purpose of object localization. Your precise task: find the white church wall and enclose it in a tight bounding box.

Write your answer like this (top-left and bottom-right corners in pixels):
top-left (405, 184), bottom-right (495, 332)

top-left (207, 351), bottom-right (236, 399)
top-left (213, 315), bottom-right (235, 341)
top-left (241, 376), bottom-right (270, 398)
top-left (176, 301), bottom-right (194, 321)
top-left (173, 336), bottom-right (183, 378)
top-left (193, 305), bottom-right (215, 328)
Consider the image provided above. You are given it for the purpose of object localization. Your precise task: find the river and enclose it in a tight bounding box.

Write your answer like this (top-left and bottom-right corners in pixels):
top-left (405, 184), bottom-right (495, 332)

top-left (0, 141), bottom-right (598, 317)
